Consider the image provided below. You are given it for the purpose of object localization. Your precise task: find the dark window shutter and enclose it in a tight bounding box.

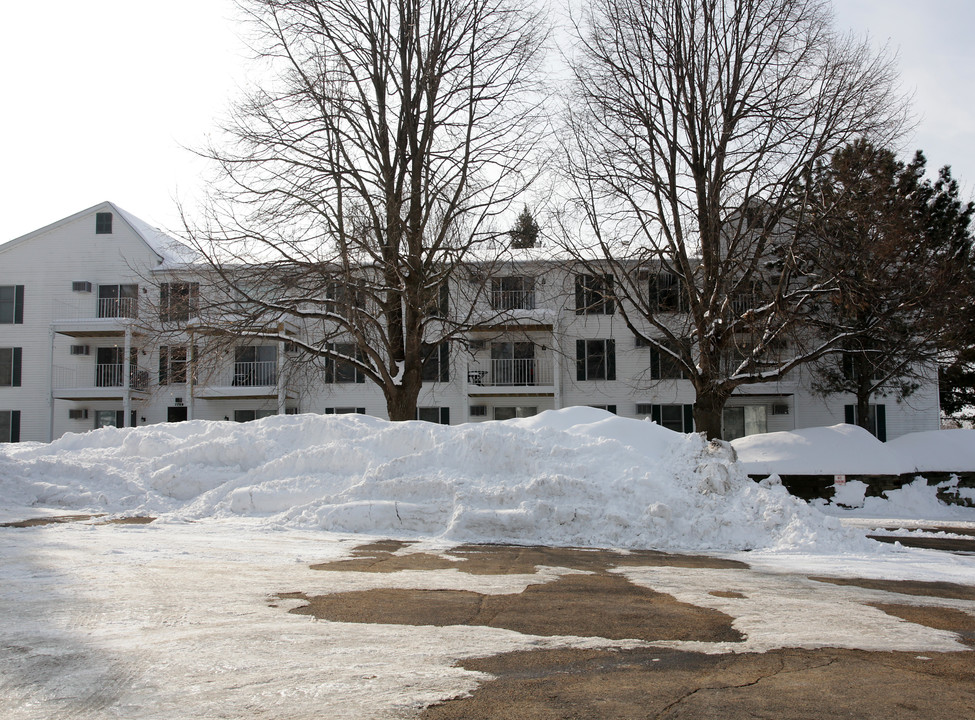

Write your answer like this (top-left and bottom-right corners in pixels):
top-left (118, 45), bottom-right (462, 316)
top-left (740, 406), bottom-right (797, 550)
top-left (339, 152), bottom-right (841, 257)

top-left (844, 405), bottom-right (856, 425)
top-left (159, 346), bottom-right (169, 385)
top-left (440, 342), bottom-right (450, 382)
top-left (12, 347), bottom-right (21, 387)
top-left (575, 276), bottom-right (585, 315)
top-left (10, 410), bottom-right (20, 442)
top-left (439, 283), bottom-right (449, 316)
top-left (649, 274), bottom-right (659, 312)
top-left (606, 405), bottom-right (616, 415)
top-left (159, 283), bottom-right (170, 321)
top-left (876, 405), bottom-right (887, 442)
top-left (650, 405), bottom-right (662, 424)
top-left (14, 286), bottom-right (24, 324)
top-left (683, 404), bottom-right (695, 433)
top-left (606, 339), bottom-right (616, 381)
top-left (650, 347), bottom-right (660, 380)
top-left (604, 275), bottom-right (615, 314)
top-left (440, 407), bottom-right (450, 425)
top-left (576, 340), bottom-right (586, 380)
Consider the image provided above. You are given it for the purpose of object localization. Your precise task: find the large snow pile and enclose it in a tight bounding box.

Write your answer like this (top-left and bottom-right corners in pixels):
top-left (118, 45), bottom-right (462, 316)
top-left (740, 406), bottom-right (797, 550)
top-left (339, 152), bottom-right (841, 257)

top-left (731, 424), bottom-right (906, 476)
top-left (0, 408), bottom-right (869, 552)
top-left (732, 424), bottom-right (975, 476)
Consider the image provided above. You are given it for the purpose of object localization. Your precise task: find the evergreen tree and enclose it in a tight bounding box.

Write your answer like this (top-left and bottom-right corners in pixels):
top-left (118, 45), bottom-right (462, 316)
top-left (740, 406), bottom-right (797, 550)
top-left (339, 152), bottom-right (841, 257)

top-left (510, 206), bottom-right (540, 249)
top-left (807, 141), bottom-right (973, 434)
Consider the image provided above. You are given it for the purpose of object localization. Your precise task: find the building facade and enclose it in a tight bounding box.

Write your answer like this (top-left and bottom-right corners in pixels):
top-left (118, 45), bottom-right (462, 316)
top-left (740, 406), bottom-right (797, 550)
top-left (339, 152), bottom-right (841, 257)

top-left (0, 203), bottom-right (942, 443)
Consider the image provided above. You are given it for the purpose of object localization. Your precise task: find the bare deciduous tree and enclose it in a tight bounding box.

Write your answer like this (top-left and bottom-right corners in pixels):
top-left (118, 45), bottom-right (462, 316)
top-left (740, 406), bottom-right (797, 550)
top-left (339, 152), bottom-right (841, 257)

top-left (183, 0), bottom-right (549, 420)
top-left (561, 0), bottom-right (906, 438)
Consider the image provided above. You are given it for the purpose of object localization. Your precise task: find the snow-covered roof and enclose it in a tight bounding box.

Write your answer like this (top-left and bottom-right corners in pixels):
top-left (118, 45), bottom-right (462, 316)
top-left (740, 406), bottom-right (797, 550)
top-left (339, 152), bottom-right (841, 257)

top-left (0, 201), bottom-right (200, 268)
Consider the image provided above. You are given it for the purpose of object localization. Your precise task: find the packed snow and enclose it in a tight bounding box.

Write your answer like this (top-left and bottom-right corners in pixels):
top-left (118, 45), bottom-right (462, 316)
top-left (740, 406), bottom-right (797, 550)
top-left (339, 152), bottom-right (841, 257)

top-left (0, 407), bottom-right (877, 553)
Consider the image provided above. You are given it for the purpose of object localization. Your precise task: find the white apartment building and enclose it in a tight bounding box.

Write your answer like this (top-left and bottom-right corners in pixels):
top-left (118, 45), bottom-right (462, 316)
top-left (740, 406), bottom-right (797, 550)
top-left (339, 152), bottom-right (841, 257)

top-left (0, 202), bottom-right (942, 444)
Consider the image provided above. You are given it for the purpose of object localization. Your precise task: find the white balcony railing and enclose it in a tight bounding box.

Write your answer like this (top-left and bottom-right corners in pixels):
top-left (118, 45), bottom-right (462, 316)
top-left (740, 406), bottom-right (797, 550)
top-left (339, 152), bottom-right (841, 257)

top-left (93, 364), bottom-right (149, 389)
top-left (231, 361), bottom-right (277, 387)
top-left (467, 358), bottom-right (552, 387)
top-left (98, 297), bottom-right (138, 319)
top-left (490, 289), bottom-right (536, 310)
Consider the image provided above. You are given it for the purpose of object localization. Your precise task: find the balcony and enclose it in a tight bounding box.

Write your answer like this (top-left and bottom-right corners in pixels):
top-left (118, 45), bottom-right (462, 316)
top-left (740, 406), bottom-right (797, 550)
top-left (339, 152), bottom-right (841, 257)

top-left (98, 297), bottom-right (138, 319)
top-left (51, 298), bottom-right (142, 338)
top-left (490, 289), bottom-right (536, 311)
top-left (195, 360), bottom-right (296, 400)
top-left (467, 358), bottom-right (554, 394)
top-left (52, 364), bottom-right (150, 401)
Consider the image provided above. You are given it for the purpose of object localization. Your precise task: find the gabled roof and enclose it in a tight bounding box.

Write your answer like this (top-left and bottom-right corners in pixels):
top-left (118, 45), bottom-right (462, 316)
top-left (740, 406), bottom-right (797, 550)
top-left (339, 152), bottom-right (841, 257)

top-left (0, 201), bottom-right (200, 268)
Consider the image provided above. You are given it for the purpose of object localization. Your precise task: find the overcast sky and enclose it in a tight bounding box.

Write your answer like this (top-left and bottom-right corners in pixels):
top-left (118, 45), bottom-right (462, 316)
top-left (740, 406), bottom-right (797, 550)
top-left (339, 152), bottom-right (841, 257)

top-left (1, 0), bottom-right (972, 243)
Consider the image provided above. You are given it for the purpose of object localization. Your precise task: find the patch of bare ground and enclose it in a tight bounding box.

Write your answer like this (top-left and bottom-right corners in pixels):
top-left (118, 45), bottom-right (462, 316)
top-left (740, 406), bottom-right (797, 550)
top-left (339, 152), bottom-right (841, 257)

top-left (97, 516), bottom-right (155, 525)
top-left (871, 604), bottom-right (975, 646)
top-left (280, 571), bottom-right (742, 643)
top-left (0, 514), bottom-right (104, 528)
top-left (309, 542), bottom-right (747, 576)
top-left (284, 542), bottom-right (747, 642)
top-left (420, 647), bottom-right (975, 720)
top-left (809, 576), bottom-right (975, 602)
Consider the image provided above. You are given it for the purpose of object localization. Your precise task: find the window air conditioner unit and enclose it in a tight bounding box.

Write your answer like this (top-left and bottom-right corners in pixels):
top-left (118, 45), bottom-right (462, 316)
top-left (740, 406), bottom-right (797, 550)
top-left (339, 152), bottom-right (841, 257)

top-left (68, 409), bottom-right (89, 420)
top-left (70, 345), bottom-right (90, 355)
top-left (72, 281), bottom-right (92, 293)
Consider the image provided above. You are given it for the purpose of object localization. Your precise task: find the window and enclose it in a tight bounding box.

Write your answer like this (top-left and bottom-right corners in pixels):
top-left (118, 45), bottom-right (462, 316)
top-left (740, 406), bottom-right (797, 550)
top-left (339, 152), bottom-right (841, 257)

top-left (0, 285), bottom-right (24, 324)
top-left (589, 404), bottom-right (617, 414)
top-left (651, 272), bottom-right (687, 313)
top-left (234, 346), bottom-right (277, 386)
top-left (491, 276), bottom-right (535, 310)
top-left (325, 343), bottom-right (364, 383)
top-left (417, 407), bottom-right (451, 424)
top-left (72, 281), bottom-right (92, 293)
top-left (637, 404), bottom-right (694, 433)
top-left (95, 347), bottom-right (138, 388)
top-left (323, 407), bottom-right (366, 415)
top-left (844, 404), bottom-right (887, 441)
top-left (422, 342), bottom-right (450, 383)
top-left (575, 274), bottom-right (615, 315)
top-left (0, 348), bottom-right (22, 387)
top-left (490, 341), bottom-right (536, 385)
top-left (425, 282), bottom-right (449, 317)
top-left (94, 410), bottom-right (136, 429)
top-left (234, 409), bottom-right (276, 422)
top-left (650, 341), bottom-right (687, 380)
top-left (325, 280), bottom-right (366, 317)
top-left (159, 282), bottom-right (199, 323)
top-left (469, 405), bottom-right (487, 417)
top-left (159, 346), bottom-right (194, 385)
top-left (98, 284), bottom-right (138, 318)
top-left (0, 410), bottom-right (20, 442)
top-left (493, 406), bottom-right (537, 420)
top-left (576, 339), bottom-right (616, 381)
top-left (95, 212), bottom-right (113, 234)
top-left (722, 405), bottom-right (767, 441)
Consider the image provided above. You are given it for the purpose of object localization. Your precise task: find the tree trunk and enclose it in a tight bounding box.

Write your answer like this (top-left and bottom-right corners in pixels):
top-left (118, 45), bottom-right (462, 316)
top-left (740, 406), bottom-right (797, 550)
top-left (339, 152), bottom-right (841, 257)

top-left (384, 369), bottom-right (423, 421)
top-left (693, 386), bottom-right (731, 441)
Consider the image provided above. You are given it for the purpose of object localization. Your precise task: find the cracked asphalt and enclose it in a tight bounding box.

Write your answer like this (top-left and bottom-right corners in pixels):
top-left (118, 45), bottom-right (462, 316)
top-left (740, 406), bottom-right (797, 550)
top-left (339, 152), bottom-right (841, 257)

top-left (291, 539), bottom-right (975, 719)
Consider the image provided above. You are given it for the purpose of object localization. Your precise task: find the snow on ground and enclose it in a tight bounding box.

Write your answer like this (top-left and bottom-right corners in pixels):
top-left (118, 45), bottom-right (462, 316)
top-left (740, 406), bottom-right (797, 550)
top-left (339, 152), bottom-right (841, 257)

top-left (2, 409), bottom-right (975, 718)
top-left (0, 407), bottom-right (871, 553)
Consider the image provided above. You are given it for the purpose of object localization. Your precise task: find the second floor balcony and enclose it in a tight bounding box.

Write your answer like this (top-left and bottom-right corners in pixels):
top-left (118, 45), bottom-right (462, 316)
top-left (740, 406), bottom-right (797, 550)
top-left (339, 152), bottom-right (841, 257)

top-left (52, 364), bottom-right (149, 401)
top-left (467, 358), bottom-right (554, 390)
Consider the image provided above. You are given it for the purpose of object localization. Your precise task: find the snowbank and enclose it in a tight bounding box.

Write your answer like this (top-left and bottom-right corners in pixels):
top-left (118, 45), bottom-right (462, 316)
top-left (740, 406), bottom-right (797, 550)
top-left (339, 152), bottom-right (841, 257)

top-left (0, 408), bottom-right (867, 553)
top-left (731, 424), bottom-right (906, 476)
